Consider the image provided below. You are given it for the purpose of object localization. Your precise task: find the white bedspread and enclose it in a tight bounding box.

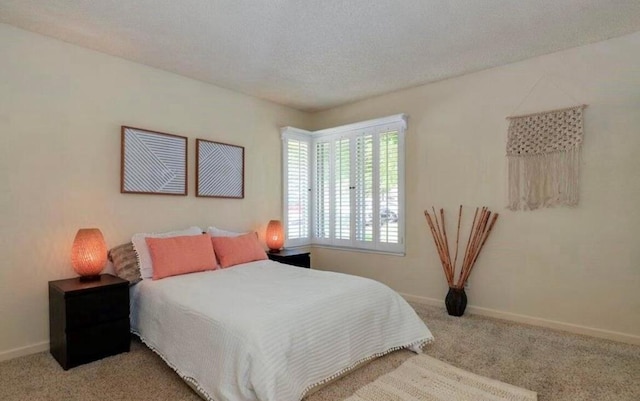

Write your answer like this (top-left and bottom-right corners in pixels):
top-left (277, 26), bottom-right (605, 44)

top-left (131, 260), bottom-right (433, 401)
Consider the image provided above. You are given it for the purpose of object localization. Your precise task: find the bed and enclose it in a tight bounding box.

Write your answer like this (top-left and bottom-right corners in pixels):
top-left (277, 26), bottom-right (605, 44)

top-left (130, 259), bottom-right (433, 401)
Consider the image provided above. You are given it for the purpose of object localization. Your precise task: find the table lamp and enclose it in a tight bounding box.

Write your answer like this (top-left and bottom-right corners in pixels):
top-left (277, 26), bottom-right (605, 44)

top-left (265, 220), bottom-right (284, 252)
top-left (71, 228), bottom-right (107, 282)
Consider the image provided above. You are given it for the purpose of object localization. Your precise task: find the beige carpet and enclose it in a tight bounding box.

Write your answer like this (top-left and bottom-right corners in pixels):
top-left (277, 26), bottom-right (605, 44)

top-left (344, 354), bottom-right (536, 401)
top-left (1, 303), bottom-right (638, 401)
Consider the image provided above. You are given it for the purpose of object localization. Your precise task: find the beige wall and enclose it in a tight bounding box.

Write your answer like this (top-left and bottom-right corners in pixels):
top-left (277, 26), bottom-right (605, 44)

top-left (309, 32), bottom-right (640, 342)
top-left (1, 22), bottom-right (639, 359)
top-left (0, 24), bottom-right (309, 358)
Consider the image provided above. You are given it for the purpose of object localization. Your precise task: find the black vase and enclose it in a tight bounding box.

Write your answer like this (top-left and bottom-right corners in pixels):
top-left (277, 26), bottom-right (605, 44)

top-left (445, 287), bottom-right (467, 316)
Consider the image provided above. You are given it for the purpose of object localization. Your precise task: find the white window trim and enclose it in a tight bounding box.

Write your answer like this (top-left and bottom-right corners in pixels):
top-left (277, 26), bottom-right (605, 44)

top-left (281, 114), bottom-right (407, 254)
top-left (281, 127), bottom-right (312, 248)
top-left (314, 114), bottom-right (407, 136)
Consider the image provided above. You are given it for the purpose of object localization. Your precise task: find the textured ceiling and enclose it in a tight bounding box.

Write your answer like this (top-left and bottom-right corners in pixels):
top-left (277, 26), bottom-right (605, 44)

top-left (1, 1), bottom-right (640, 111)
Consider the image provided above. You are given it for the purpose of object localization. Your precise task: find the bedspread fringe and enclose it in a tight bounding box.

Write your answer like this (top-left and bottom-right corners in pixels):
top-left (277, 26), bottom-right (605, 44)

top-left (131, 329), bottom-right (218, 401)
top-left (133, 329), bottom-right (432, 401)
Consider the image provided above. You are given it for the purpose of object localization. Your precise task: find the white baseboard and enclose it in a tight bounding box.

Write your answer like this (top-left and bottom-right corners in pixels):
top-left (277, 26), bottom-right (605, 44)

top-left (0, 341), bottom-right (49, 362)
top-left (401, 293), bottom-right (640, 346)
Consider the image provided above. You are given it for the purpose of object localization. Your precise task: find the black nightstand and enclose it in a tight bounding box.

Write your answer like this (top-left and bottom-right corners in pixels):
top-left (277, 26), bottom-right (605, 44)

top-left (49, 274), bottom-right (130, 370)
top-left (267, 249), bottom-right (311, 268)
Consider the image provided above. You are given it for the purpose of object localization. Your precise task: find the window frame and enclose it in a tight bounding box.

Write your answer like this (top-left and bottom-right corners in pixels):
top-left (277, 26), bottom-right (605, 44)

top-left (281, 114), bottom-right (407, 255)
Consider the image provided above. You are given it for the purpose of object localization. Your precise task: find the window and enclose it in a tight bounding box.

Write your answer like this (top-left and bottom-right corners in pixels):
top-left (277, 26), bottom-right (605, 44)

top-left (282, 114), bottom-right (406, 254)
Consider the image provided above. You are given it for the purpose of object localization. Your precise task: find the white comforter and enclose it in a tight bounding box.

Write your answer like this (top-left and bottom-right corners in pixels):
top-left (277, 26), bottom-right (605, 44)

top-left (131, 260), bottom-right (433, 401)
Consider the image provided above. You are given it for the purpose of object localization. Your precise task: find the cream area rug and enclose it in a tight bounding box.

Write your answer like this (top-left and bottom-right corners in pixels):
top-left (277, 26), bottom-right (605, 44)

top-left (344, 353), bottom-right (537, 401)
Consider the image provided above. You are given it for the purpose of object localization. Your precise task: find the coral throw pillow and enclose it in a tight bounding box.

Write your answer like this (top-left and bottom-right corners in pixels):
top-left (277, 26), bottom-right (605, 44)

top-left (132, 226), bottom-right (203, 279)
top-left (146, 234), bottom-right (217, 280)
top-left (211, 232), bottom-right (267, 268)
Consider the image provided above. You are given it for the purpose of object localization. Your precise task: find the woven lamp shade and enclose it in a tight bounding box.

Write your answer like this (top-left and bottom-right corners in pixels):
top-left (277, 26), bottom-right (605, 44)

top-left (266, 220), bottom-right (284, 252)
top-left (71, 228), bottom-right (107, 279)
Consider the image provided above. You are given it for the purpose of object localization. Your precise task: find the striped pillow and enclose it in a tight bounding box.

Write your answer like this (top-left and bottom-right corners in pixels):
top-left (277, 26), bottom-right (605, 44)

top-left (108, 242), bottom-right (142, 285)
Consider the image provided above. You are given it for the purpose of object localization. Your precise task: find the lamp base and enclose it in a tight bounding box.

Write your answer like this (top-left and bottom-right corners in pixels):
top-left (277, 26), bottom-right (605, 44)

top-left (79, 275), bottom-right (101, 282)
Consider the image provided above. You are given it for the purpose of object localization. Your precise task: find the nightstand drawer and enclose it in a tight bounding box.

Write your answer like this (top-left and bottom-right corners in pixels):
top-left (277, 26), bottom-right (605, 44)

top-left (66, 286), bottom-right (129, 329)
top-left (276, 253), bottom-right (310, 268)
top-left (65, 318), bottom-right (130, 369)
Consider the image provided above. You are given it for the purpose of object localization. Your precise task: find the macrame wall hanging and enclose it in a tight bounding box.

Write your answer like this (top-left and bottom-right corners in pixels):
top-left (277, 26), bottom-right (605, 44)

top-left (506, 105), bottom-right (586, 211)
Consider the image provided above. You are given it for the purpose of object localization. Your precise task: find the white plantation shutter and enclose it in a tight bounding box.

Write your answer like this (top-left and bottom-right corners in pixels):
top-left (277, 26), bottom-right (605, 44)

top-left (355, 134), bottom-right (374, 244)
top-left (283, 114), bottom-right (406, 254)
top-left (281, 128), bottom-right (311, 247)
top-left (379, 131), bottom-right (400, 246)
top-left (334, 138), bottom-right (351, 242)
top-left (314, 141), bottom-right (331, 240)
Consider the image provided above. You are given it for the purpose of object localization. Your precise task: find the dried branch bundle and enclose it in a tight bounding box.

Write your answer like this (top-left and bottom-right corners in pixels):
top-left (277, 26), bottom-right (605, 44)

top-left (424, 206), bottom-right (499, 289)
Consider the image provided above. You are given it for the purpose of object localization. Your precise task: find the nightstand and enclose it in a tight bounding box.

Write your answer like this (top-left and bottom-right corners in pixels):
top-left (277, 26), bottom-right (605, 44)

top-left (49, 274), bottom-right (130, 370)
top-left (267, 248), bottom-right (311, 268)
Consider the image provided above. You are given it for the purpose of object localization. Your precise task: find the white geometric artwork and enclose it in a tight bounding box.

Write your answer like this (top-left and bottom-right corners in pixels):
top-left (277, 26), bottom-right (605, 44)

top-left (121, 126), bottom-right (187, 195)
top-left (196, 139), bottom-right (244, 198)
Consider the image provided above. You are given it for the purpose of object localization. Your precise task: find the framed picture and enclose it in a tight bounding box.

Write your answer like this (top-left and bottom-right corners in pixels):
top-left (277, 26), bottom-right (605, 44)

top-left (196, 139), bottom-right (245, 198)
top-left (121, 126), bottom-right (187, 195)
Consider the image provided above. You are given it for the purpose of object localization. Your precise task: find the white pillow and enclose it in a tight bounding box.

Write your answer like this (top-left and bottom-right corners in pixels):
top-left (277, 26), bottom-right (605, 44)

top-left (132, 226), bottom-right (203, 279)
top-left (206, 226), bottom-right (245, 237)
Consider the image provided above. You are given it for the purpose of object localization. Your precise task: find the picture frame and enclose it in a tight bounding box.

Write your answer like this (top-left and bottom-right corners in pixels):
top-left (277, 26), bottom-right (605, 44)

top-left (120, 126), bottom-right (188, 195)
top-left (196, 139), bottom-right (245, 198)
